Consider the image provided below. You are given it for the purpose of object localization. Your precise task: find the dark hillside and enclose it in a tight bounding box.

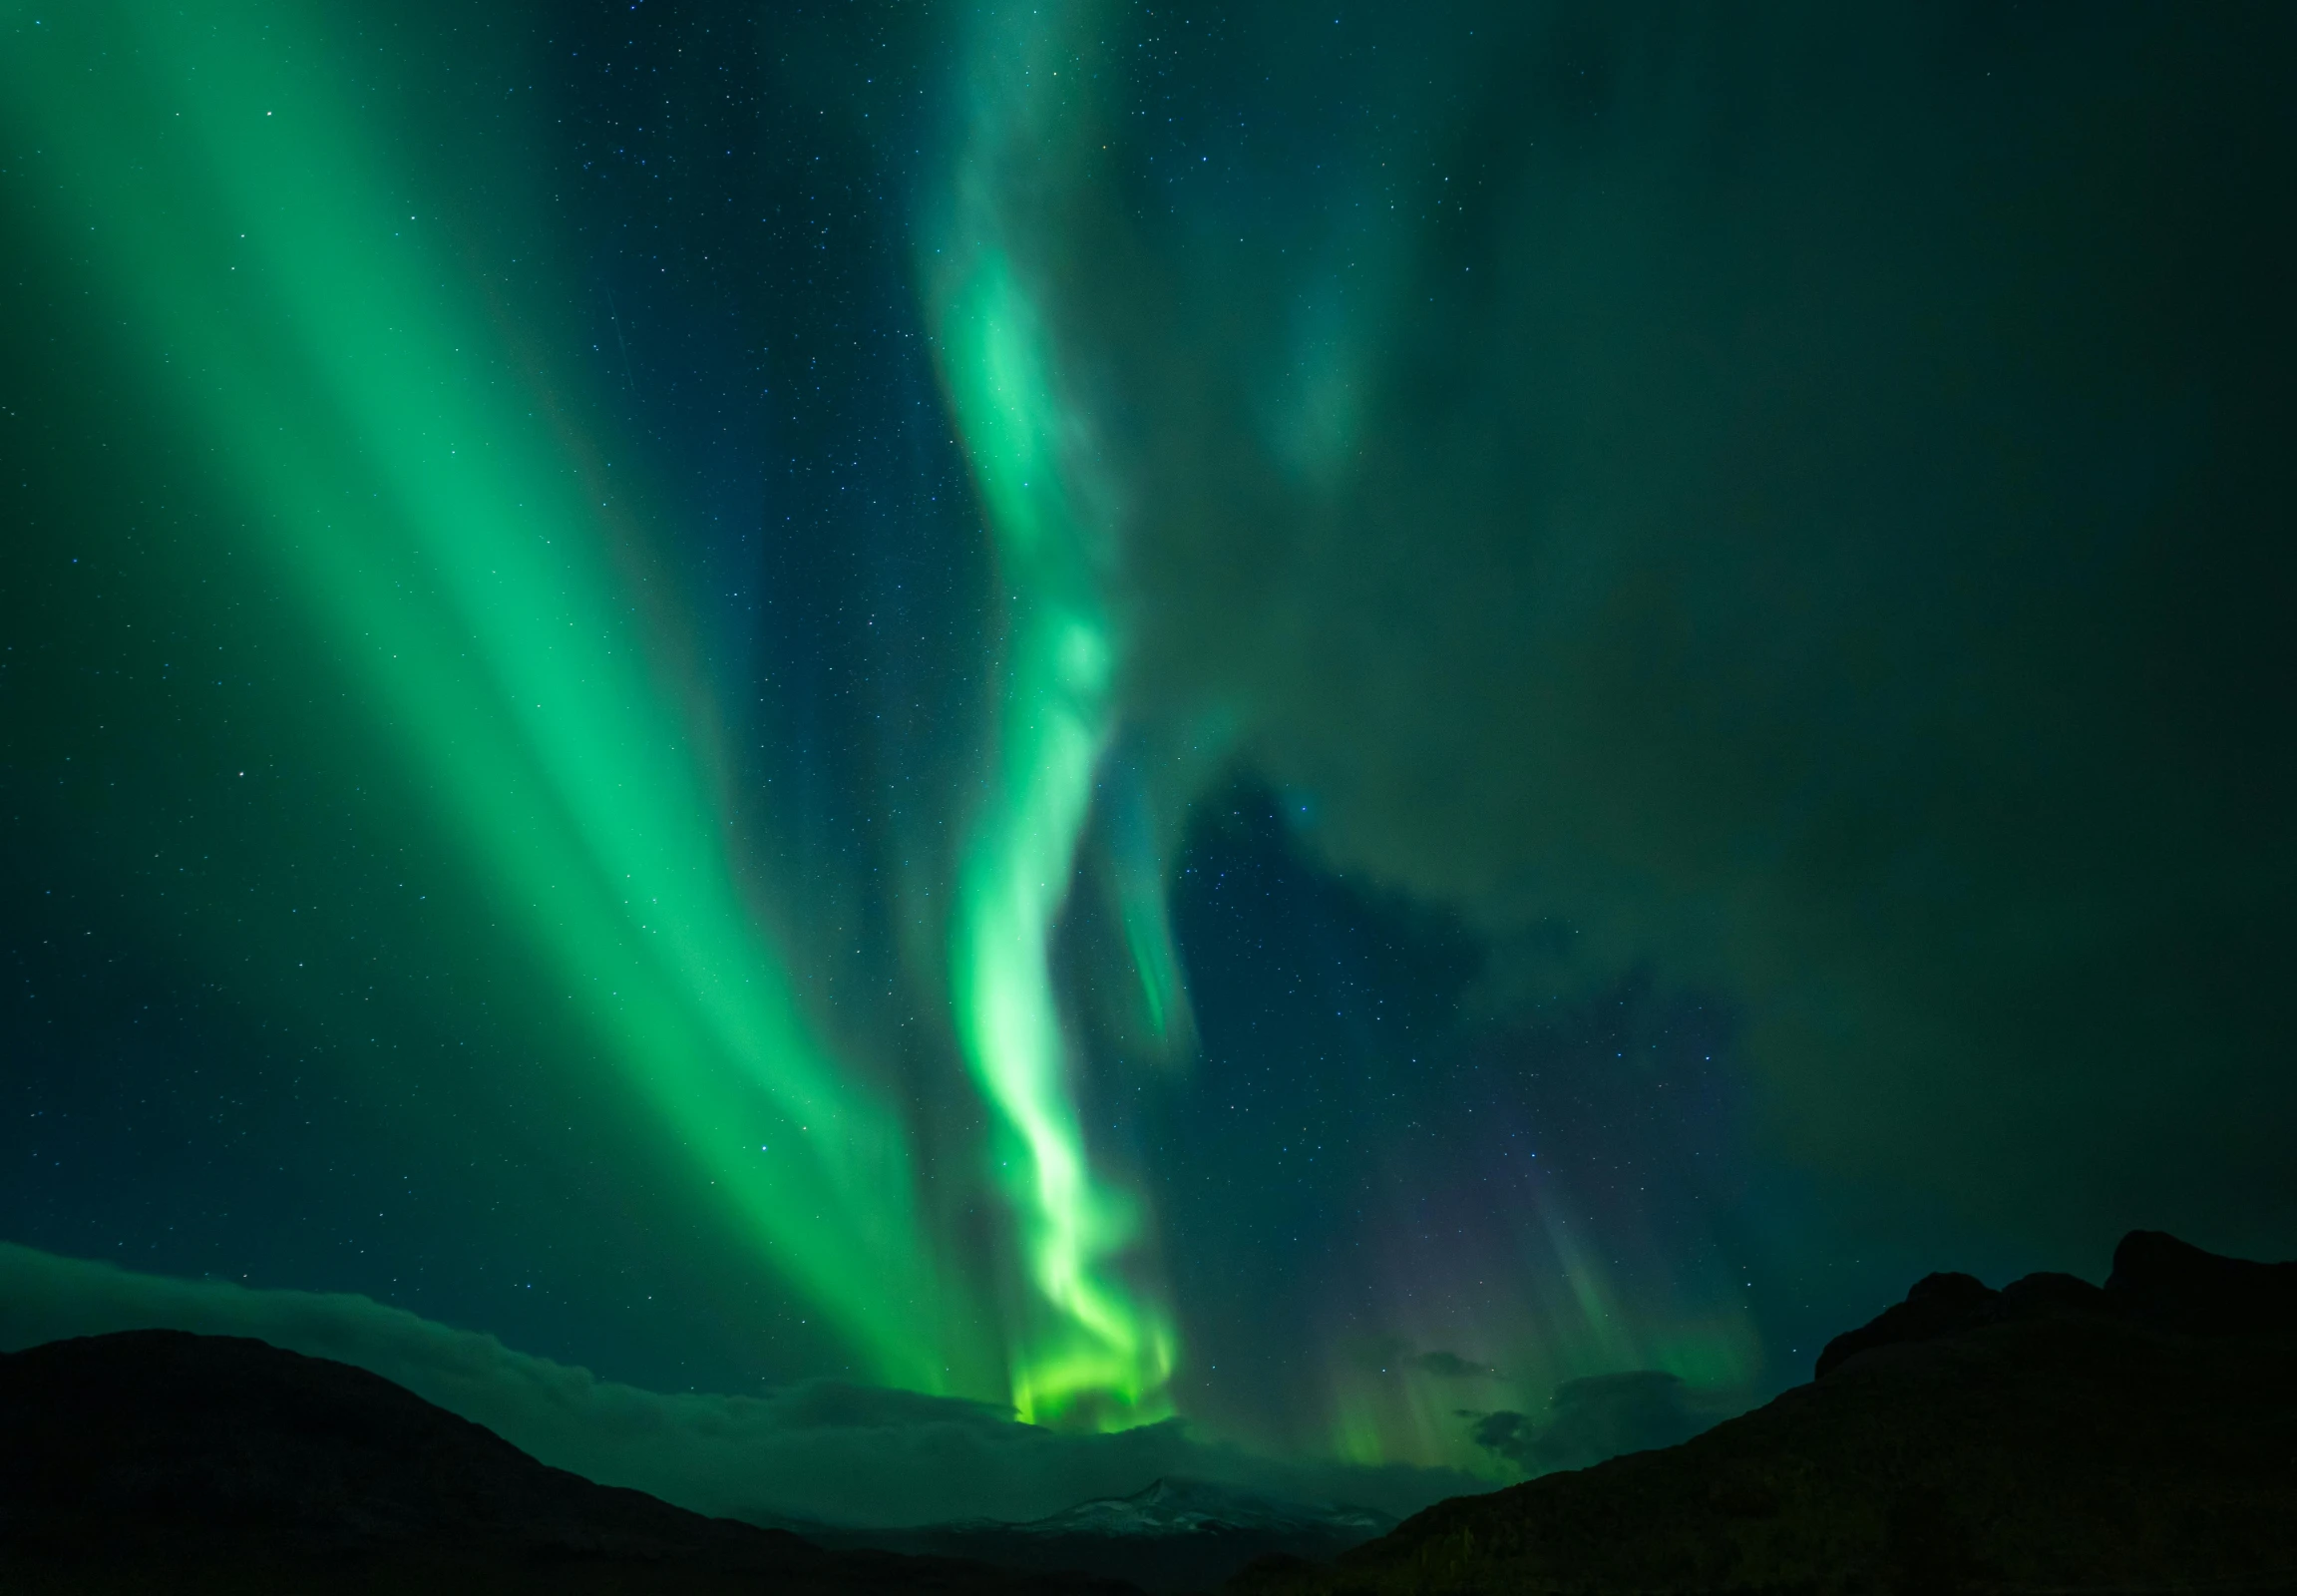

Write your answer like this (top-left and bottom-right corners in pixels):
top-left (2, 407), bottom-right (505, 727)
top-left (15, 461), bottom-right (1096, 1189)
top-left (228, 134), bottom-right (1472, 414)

top-left (1232, 1232), bottom-right (2297, 1596)
top-left (0, 1329), bottom-right (1135, 1596)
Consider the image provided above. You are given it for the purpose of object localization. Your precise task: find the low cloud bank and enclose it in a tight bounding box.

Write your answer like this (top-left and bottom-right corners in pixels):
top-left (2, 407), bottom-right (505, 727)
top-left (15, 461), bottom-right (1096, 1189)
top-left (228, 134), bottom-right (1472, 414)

top-left (1469, 1371), bottom-right (1726, 1475)
top-left (0, 1242), bottom-right (1478, 1526)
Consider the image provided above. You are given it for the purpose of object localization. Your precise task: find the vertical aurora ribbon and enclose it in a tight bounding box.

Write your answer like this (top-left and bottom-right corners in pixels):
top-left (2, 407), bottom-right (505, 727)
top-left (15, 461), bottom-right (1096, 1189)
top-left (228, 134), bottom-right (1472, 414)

top-left (0, 0), bottom-right (964, 1389)
top-left (934, 8), bottom-right (1176, 1426)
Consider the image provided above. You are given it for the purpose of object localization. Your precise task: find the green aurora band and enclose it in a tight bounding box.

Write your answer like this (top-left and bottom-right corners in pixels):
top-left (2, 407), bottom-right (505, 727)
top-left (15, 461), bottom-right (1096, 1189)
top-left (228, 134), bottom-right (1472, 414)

top-left (4, 0), bottom-right (1180, 1425)
top-left (9, 0), bottom-right (2282, 1487)
top-left (0, 0), bottom-right (1773, 1450)
top-left (934, 7), bottom-right (1177, 1427)
top-left (0, 0), bottom-right (975, 1395)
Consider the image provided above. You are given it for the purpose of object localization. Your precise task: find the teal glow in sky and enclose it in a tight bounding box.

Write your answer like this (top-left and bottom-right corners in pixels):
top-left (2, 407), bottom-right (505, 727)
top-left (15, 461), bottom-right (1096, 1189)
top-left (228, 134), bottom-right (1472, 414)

top-left (3, 0), bottom-right (2292, 1506)
top-left (0, 0), bottom-right (967, 1393)
top-left (935, 8), bottom-right (1177, 1427)
top-left (2, 0), bottom-right (1191, 1426)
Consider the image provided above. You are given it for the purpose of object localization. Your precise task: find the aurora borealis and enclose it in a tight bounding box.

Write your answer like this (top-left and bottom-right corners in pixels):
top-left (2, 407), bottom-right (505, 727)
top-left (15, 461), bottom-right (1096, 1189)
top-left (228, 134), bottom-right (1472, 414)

top-left (936, 17), bottom-right (1173, 1418)
top-left (1, 0), bottom-right (964, 1395)
top-left (3, 0), bottom-right (2294, 1519)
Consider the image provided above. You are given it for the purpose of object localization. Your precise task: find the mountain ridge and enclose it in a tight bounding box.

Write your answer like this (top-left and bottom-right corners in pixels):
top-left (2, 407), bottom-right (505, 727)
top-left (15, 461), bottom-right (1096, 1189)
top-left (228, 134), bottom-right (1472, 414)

top-left (0, 1328), bottom-right (1138, 1595)
top-left (1229, 1230), bottom-right (2297, 1596)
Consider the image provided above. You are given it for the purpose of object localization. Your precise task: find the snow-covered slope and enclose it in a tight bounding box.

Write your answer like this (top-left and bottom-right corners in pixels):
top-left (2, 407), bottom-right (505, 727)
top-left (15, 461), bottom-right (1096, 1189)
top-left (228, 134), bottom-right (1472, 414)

top-left (1005, 1476), bottom-right (1394, 1540)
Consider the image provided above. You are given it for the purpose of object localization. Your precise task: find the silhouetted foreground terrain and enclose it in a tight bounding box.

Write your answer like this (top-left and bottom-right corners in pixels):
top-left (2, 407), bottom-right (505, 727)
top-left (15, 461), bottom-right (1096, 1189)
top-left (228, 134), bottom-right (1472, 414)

top-left (4, 1232), bottom-right (2290, 1595)
top-left (1233, 1232), bottom-right (2297, 1596)
top-left (0, 1329), bottom-right (1138, 1595)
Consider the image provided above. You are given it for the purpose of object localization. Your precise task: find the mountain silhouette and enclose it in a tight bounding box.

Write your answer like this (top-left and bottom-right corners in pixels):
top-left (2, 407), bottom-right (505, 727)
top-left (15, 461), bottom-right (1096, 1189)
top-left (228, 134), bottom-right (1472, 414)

top-left (1232, 1231), bottom-right (2297, 1595)
top-left (0, 1328), bottom-right (1137, 1595)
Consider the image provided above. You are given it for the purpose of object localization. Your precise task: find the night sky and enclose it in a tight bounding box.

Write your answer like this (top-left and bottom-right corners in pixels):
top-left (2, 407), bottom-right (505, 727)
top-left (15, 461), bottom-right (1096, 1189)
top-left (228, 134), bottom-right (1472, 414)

top-left (2, 0), bottom-right (2292, 1523)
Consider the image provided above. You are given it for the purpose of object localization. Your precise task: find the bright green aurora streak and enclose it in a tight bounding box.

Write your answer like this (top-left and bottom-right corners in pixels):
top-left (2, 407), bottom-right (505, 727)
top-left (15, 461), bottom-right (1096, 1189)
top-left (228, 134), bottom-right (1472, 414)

top-left (0, 0), bottom-right (974, 1394)
top-left (935, 7), bottom-right (1178, 1427)
top-left (5, 0), bottom-right (1182, 1426)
